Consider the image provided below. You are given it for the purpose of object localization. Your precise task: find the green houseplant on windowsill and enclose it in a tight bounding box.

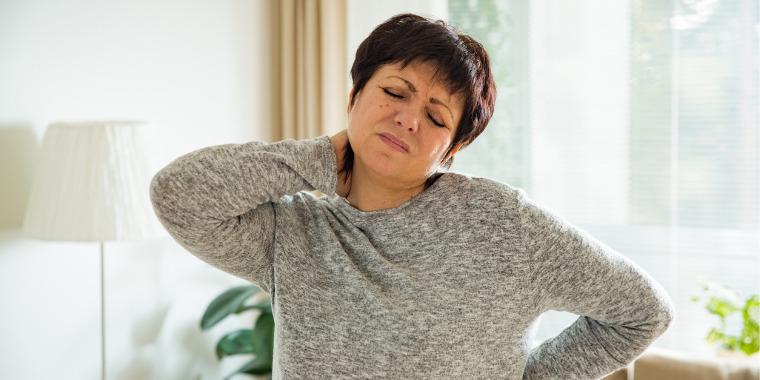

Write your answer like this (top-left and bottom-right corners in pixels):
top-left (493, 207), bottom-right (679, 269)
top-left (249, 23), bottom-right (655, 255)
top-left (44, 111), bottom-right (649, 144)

top-left (692, 281), bottom-right (759, 358)
top-left (201, 285), bottom-right (275, 380)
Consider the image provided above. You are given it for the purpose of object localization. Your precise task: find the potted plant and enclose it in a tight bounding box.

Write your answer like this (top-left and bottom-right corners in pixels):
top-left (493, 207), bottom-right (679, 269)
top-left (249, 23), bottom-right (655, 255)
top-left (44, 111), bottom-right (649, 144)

top-left (692, 281), bottom-right (759, 357)
top-left (201, 285), bottom-right (275, 379)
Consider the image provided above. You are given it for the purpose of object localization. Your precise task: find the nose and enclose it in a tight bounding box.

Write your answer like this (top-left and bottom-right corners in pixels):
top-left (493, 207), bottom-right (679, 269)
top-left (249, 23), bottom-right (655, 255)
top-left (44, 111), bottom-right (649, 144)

top-left (393, 105), bottom-right (419, 133)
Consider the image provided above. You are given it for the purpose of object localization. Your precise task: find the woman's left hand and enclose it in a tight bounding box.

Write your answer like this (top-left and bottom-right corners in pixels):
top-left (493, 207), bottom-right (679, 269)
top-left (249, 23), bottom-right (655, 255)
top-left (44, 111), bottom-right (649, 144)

top-left (331, 129), bottom-right (351, 197)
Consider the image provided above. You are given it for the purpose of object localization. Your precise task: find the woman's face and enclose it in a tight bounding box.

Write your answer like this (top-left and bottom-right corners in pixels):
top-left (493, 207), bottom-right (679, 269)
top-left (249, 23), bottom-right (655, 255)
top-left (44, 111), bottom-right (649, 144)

top-left (347, 61), bottom-right (464, 187)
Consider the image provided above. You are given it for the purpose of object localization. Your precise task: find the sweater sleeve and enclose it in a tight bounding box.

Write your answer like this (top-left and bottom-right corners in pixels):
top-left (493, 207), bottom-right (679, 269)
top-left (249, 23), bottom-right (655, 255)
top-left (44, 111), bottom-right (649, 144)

top-left (149, 136), bottom-right (337, 293)
top-left (519, 191), bottom-right (675, 380)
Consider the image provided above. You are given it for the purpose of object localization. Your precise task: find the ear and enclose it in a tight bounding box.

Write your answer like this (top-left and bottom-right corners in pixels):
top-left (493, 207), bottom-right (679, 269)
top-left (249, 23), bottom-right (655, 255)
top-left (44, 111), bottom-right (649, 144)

top-left (444, 145), bottom-right (461, 162)
top-left (347, 89), bottom-right (355, 114)
top-left (441, 144), bottom-right (461, 169)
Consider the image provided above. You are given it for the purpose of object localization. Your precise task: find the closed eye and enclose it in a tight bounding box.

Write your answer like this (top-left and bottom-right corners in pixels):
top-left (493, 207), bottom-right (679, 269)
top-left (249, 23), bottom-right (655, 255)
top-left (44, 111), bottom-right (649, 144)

top-left (428, 113), bottom-right (445, 127)
top-left (383, 87), bottom-right (445, 127)
top-left (383, 88), bottom-right (403, 98)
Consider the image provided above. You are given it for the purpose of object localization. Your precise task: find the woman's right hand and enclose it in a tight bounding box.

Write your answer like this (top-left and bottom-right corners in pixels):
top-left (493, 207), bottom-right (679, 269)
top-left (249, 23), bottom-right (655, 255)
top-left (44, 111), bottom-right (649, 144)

top-left (331, 129), bottom-right (351, 197)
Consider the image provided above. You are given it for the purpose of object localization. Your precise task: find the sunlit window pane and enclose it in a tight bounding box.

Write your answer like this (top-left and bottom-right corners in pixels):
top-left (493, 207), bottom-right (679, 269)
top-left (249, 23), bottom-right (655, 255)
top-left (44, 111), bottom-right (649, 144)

top-left (449, 0), bottom-right (760, 354)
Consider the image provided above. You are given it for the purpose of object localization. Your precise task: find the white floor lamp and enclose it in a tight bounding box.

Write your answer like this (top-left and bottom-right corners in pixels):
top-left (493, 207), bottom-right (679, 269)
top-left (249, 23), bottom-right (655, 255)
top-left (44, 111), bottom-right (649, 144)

top-left (22, 121), bottom-right (164, 379)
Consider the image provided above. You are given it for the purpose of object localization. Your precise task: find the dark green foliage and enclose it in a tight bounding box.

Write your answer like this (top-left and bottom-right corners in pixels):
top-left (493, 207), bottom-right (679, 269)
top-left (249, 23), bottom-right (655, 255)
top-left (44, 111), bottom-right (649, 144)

top-left (201, 285), bottom-right (261, 330)
top-left (202, 285), bottom-right (275, 379)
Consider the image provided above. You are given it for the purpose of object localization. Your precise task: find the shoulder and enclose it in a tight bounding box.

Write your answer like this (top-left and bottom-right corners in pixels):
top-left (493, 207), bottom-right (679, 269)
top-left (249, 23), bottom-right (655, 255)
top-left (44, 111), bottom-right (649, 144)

top-left (442, 173), bottom-right (566, 217)
top-left (437, 172), bottom-right (572, 231)
top-left (432, 172), bottom-right (533, 228)
top-left (439, 172), bottom-right (527, 207)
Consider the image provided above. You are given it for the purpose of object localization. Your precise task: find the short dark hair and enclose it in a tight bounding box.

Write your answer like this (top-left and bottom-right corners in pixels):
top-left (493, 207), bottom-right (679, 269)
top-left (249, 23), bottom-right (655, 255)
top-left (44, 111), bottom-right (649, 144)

top-left (340, 13), bottom-right (496, 181)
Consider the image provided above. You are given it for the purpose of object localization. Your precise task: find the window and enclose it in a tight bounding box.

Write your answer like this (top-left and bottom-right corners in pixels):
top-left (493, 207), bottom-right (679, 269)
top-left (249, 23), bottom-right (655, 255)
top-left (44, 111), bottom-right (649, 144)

top-left (449, 0), bottom-right (760, 353)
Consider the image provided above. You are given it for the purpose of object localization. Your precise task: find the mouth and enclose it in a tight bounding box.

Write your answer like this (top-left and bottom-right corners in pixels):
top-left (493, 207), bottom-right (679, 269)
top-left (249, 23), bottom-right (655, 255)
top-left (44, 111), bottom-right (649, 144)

top-left (378, 133), bottom-right (409, 153)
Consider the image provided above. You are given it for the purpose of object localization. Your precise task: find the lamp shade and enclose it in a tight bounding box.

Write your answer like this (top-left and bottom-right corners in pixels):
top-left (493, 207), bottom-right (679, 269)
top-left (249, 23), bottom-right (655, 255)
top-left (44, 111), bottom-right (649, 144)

top-left (23, 121), bottom-right (164, 241)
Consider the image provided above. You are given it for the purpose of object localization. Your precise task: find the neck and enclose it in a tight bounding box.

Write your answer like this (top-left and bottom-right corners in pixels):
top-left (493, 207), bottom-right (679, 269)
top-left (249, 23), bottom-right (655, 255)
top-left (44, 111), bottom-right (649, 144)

top-left (345, 167), bottom-right (428, 212)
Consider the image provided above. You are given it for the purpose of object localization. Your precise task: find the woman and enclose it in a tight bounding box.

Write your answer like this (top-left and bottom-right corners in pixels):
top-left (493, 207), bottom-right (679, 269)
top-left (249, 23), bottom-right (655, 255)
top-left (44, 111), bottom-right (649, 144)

top-left (151, 14), bottom-right (674, 379)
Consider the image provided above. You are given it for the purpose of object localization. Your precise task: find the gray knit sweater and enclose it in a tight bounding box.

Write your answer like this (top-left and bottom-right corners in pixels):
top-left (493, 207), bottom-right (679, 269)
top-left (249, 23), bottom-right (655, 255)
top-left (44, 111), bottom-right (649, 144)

top-left (149, 136), bottom-right (674, 379)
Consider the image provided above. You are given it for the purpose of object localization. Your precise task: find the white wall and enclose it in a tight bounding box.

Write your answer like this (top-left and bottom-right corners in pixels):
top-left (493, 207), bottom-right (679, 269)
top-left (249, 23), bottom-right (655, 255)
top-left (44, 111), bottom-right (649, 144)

top-left (0, 0), bottom-right (274, 379)
top-left (0, 2), bottom-right (456, 378)
top-left (346, 0), bottom-right (448, 89)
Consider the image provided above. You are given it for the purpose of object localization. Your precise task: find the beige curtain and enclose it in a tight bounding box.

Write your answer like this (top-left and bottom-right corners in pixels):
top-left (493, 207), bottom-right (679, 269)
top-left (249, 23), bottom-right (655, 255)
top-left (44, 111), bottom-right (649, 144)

top-left (273, 0), bottom-right (348, 141)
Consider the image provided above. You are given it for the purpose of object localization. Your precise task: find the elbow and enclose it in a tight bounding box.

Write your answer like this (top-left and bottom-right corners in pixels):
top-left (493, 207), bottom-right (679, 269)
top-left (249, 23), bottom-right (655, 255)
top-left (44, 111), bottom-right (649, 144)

top-left (653, 294), bottom-right (676, 336)
top-left (650, 277), bottom-right (676, 334)
top-left (619, 283), bottom-right (677, 348)
top-left (633, 272), bottom-right (677, 339)
top-left (148, 170), bottom-right (200, 249)
top-left (149, 171), bottom-right (167, 215)
top-left (612, 295), bottom-right (675, 364)
top-left (635, 290), bottom-right (676, 343)
top-left (148, 169), bottom-right (179, 225)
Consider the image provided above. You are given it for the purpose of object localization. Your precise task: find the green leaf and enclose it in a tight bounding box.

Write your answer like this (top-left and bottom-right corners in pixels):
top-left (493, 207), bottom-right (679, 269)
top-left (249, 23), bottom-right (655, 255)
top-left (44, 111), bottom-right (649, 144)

top-left (216, 329), bottom-right (254, 359)
top-left (240, 298), bottom-right (273, 314)
top-left (224, 357), bottom-right (272, 380)
top-left (740, 337), bottom-right (759, 356)
top-left (702, 282), bottom-right (742, 318)
top-left (201, 285), bottom-right (261, 330)
top-left (706, 298), bottom-right (737, 319)
top-left (723, 336), bottom-right (740, 351)
top-left (697, 282), bottom-right (759, 355)
top-left (706, 328), bottom-right (722, 344)
top-left (740, 295), bottom-right (759, 355)
top-left (745, 295), bottom-right (759, 325)
top-left (251, 312), bottom-right (276, 365)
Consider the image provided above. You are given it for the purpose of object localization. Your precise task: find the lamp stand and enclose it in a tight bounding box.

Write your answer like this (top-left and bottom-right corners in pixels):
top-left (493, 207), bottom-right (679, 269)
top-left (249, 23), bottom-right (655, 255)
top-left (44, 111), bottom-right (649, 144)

top-left (100, 241), bottom-right (106, 380)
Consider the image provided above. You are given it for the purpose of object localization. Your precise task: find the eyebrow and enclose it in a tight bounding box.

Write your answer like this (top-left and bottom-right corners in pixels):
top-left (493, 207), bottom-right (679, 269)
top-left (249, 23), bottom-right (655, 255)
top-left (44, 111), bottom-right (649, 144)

top-left (389, 75), bottom-right (454, 121)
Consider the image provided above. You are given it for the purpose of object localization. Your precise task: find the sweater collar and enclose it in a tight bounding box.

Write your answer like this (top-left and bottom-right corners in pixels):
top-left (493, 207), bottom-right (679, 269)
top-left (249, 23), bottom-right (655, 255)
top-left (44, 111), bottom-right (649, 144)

top-left (328, 172), bottom-right (451, 222)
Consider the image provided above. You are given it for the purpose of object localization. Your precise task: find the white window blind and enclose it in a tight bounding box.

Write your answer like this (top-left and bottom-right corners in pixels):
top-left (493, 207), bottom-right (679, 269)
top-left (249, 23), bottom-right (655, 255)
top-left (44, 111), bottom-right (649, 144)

top-left (448, 0), bottom-right (759, 354)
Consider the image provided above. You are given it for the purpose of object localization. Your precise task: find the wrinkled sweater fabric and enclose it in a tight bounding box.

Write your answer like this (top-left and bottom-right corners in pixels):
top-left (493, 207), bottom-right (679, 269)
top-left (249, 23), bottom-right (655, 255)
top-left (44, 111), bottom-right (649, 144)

top-left (150, 136), bottom-right (674, 380)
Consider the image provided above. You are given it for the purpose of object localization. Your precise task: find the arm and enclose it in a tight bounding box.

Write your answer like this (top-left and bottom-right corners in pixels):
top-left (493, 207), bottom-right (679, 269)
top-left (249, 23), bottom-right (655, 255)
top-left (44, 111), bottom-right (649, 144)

top-left (519, 192), bottom-right (675, 380)
top-left (149, 136), bottom-right (338, 291)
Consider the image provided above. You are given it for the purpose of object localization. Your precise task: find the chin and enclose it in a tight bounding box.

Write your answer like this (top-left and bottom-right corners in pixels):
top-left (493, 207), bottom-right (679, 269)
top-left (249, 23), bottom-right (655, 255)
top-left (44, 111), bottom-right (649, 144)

top-left (366, 161), bottom-right (399, 178)
top-left (358, 155), bottom-right (402, 179)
